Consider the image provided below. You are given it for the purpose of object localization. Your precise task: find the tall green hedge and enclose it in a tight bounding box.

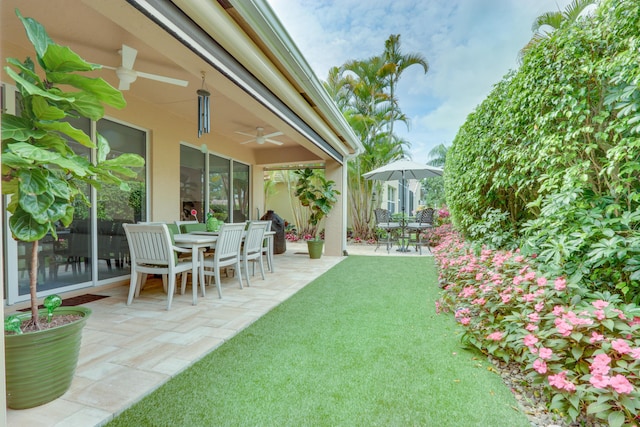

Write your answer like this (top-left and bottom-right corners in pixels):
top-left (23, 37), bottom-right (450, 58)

top-left (445, 0), bottom-right (640, 301)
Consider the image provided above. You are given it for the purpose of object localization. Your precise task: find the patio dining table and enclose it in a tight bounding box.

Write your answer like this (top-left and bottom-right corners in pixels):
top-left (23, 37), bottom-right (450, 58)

top-left (172, 233), bottom-right (218, 305)
top-left (173, 230), bottom-right (276, 305)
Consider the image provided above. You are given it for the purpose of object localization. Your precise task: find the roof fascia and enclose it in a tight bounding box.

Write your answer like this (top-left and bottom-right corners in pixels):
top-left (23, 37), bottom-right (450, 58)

top-left (128, 0), bottom-right (344, 162)
top-left (228, 0), bottom-right (363, 157)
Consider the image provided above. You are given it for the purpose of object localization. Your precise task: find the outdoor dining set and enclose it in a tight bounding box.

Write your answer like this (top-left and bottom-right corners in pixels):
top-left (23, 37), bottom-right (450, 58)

top-left (373, 207), bottom-right (435, 255)
top-left (122, 220), bottom-right (275, 310)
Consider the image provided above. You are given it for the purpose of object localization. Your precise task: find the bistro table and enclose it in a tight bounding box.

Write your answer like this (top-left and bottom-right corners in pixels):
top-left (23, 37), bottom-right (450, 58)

top-left (391, 214), bottom-right (414, 253)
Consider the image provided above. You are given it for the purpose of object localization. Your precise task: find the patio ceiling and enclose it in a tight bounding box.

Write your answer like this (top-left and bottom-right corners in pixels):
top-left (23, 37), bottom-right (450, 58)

top-left (0, 0), bottom-right (349, 165)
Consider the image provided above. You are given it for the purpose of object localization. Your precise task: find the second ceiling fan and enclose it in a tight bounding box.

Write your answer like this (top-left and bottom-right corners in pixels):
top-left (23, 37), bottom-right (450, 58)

top-left (236, 127), bottom-right (284, 145)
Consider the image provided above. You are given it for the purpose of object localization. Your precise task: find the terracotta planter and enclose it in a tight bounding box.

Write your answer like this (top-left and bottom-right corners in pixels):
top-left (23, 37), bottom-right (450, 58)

top-left (307, 240), bottom-right (324, 259)
top-left (5, 306), bottom-right (91, 409)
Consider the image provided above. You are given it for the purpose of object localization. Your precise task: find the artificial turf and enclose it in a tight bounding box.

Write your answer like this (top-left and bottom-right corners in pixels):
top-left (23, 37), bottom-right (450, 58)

top-left (107, 255), bottom-right (529, 427)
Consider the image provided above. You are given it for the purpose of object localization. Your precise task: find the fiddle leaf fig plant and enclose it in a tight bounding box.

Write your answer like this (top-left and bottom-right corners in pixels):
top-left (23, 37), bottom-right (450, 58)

top-left (2, 10), bottom-right (145, 330)
top-left (293, 167), bottom-right (340, 241)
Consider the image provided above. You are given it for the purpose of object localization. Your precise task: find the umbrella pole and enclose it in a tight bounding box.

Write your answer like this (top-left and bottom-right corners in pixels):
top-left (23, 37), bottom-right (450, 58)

top-left (397, 170), bottom-right (410, 252)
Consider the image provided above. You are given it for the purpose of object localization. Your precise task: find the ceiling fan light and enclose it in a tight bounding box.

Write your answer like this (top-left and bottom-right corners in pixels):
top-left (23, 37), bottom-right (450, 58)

top-left (116, 67), bottom-right (137, 84)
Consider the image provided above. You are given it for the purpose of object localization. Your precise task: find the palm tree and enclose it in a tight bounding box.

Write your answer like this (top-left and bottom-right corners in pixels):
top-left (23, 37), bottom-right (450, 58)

top-left (380, 34), bottom-right (429, 138)
top-left (519, 0), bottom-right (596, 61)
top-left (426, 143), bottom-right (449, 167)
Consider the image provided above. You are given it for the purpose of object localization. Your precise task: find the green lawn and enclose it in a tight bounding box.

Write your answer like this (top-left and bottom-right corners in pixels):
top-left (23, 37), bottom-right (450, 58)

top-left (107, 256), bottom-right (529, 427)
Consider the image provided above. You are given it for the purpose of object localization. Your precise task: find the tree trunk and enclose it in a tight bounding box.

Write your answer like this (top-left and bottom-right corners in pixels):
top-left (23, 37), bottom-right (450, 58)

top-left (30, 240), bottom-right (40, 329)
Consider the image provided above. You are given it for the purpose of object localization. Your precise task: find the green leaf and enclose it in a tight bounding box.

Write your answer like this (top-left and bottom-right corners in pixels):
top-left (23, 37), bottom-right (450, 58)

top-left (5, 57), bottom-right (42, 86)
top-left (41, 44), bottom-right (98, 73)
top-left (607, 411), bottom-right (625, 427)
top-left (8, 206), bottom-right (48, 242)
top-left (16, 9), bottom-right (53, 62)
top-left (4, 66), bottom-right (70, 103)
top-left (587, 402), bottom-right (611, 414)
top-left (38, 121), bottom-right (94, 148)
top-left (96, 133), bottom-right (110, 163)
top-left (47, 73), bottom-right (126, 110)
top-left (17, 168), bottom-right (48, 196)
top-left (31, 95), bottom-right (65, 120)
top-left (7, 141), bottom-right (62, 164)
top-left (1, 114), bottom-right (47, 141)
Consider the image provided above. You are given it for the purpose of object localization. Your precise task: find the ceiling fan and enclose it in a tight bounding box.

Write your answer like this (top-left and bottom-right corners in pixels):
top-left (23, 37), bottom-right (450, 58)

top-left (100, 44), bottom-right (189, 91)
top-left (235, 127), bottom-right (284, 146)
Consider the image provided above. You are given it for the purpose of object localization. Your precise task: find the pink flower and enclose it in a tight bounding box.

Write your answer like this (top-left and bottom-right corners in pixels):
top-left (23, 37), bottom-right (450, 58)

top-left (534, 302), bottom-right (544, 312)
top-left (548, 371), bottom-right (575, 392)
top-left (487, 331), bottom-right (503, 341)
top-left (630, 348), bottom-right (640, 359)
top-left (475, 273), bottom-right (483, 281)
top-left (592, 300), bottom-right (609, 309)
top-left (460, 317), bottom-right (470, 325)
top-left (552, 305), bottom-right (564, 316)
top-left (554, 318), bottom-right (573, 336)
top-left (528, 312), bottom-right (540, 323)
top-left (554, 277), bottom-right (566, 291)
top-left (523, 334), bottom-right (538, 347)
top-left (590, 354), bottom-right (611, 376)
top-left (610, 374), bottom-right (634, 394)
top-left (594, 309), bottom-right (606, 321)
top-left (612, 339), bottom-right (632, 355)
top-left (533, 359), bottom-right (547, 374)
top-left (538, 347), bottom-right (553, 360)
top-left (589, 374), bottom-right (610, 389)
top-left (501, 294), bottom-right (512, 304)
top-left (536, 277), bottom-right (548, 287)
top-left (524, 271), bottom-right (536, 281)
top-left (526, 323), bottom-right (538, 331)
top-left (590, 331), bottom-right (604, 343)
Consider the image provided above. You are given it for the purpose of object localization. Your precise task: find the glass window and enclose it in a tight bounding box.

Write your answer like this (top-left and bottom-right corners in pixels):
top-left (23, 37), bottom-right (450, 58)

top-left (387, 186), bottom-right (397, 214)
top-left (180, 145), bottom-right (206, 221)
top-left (232, 161), bottom-right (250, 222)
top-left (209, 153), bottom-right (230, 222)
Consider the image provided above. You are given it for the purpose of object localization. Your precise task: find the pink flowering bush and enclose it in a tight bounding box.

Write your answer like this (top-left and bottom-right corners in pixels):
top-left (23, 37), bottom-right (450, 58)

top-left (434, 226), bottom-right (640, 426)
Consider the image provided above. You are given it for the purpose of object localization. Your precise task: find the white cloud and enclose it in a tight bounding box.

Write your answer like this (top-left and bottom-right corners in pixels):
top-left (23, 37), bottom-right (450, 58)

top-left (267, 0), bottom-right (575, 160)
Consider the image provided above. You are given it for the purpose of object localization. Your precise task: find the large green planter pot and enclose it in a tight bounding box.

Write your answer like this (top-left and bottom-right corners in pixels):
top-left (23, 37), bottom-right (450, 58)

top-left (307, 240), bottom-right (324, 259)
top-left (5, 306), bottom-right (91, 409)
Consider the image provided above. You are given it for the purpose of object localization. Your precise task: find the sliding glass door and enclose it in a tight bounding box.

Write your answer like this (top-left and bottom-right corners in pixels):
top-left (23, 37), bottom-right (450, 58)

top-left (3, 112), bottom-right (148, 304)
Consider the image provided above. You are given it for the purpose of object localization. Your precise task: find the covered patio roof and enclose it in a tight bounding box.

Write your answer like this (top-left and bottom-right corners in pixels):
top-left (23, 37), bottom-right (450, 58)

top-left (1, 0), bottom-right (362, 165)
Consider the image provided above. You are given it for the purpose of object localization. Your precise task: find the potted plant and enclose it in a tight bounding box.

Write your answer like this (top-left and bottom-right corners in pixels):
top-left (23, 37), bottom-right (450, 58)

top-left (293, 167), bottom-right (340, 259)
top-left (2, 10), bottom-right (144, 409)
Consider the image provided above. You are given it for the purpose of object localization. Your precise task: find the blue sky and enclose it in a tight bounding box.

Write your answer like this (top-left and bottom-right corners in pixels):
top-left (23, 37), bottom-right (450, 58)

top-left (266, 0), bottom-right (578, 162)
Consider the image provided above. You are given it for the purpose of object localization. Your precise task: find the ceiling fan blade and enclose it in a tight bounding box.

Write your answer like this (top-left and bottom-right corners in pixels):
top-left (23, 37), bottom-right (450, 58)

top-left (239, 139), bottom-right (254, 145)
top-left (119, 80), bottom-right (131, 91)
top-left (265, 138), bottom-right (284, 146)
top-left (121, 44), bottom-right (137, 70)
top-left (235, 131), bottom-right (256, 138)
top-left (263, 131), bottom-right (283, 139)
top-left (136, 71), bottom-right (189, 87)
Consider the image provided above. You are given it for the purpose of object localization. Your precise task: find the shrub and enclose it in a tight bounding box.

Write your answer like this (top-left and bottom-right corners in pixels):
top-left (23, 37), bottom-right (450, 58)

top-left (444, 0), bottom-right (640, 301)
top-left (434, 226), bottom-right (640, 426)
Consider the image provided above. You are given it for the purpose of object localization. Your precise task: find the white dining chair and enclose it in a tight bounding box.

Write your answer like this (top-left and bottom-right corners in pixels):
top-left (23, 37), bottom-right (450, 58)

top-left (123, 223), bottom-right (199, 310)
top-left (260, 220), bottom-right (273, 272)
top-left (200, 222), bottom-right (245, 298)
top-left (242, 221), bottom-right (269, 286)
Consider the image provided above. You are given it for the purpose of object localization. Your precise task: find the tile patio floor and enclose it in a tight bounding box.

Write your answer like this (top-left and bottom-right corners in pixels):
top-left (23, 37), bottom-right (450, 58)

top-left (6, 241), bottom-right (432, 427)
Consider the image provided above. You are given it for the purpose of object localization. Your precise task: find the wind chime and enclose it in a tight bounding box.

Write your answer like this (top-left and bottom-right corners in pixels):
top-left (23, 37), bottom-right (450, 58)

top-left (197, 71), bottom-right (210, 137)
